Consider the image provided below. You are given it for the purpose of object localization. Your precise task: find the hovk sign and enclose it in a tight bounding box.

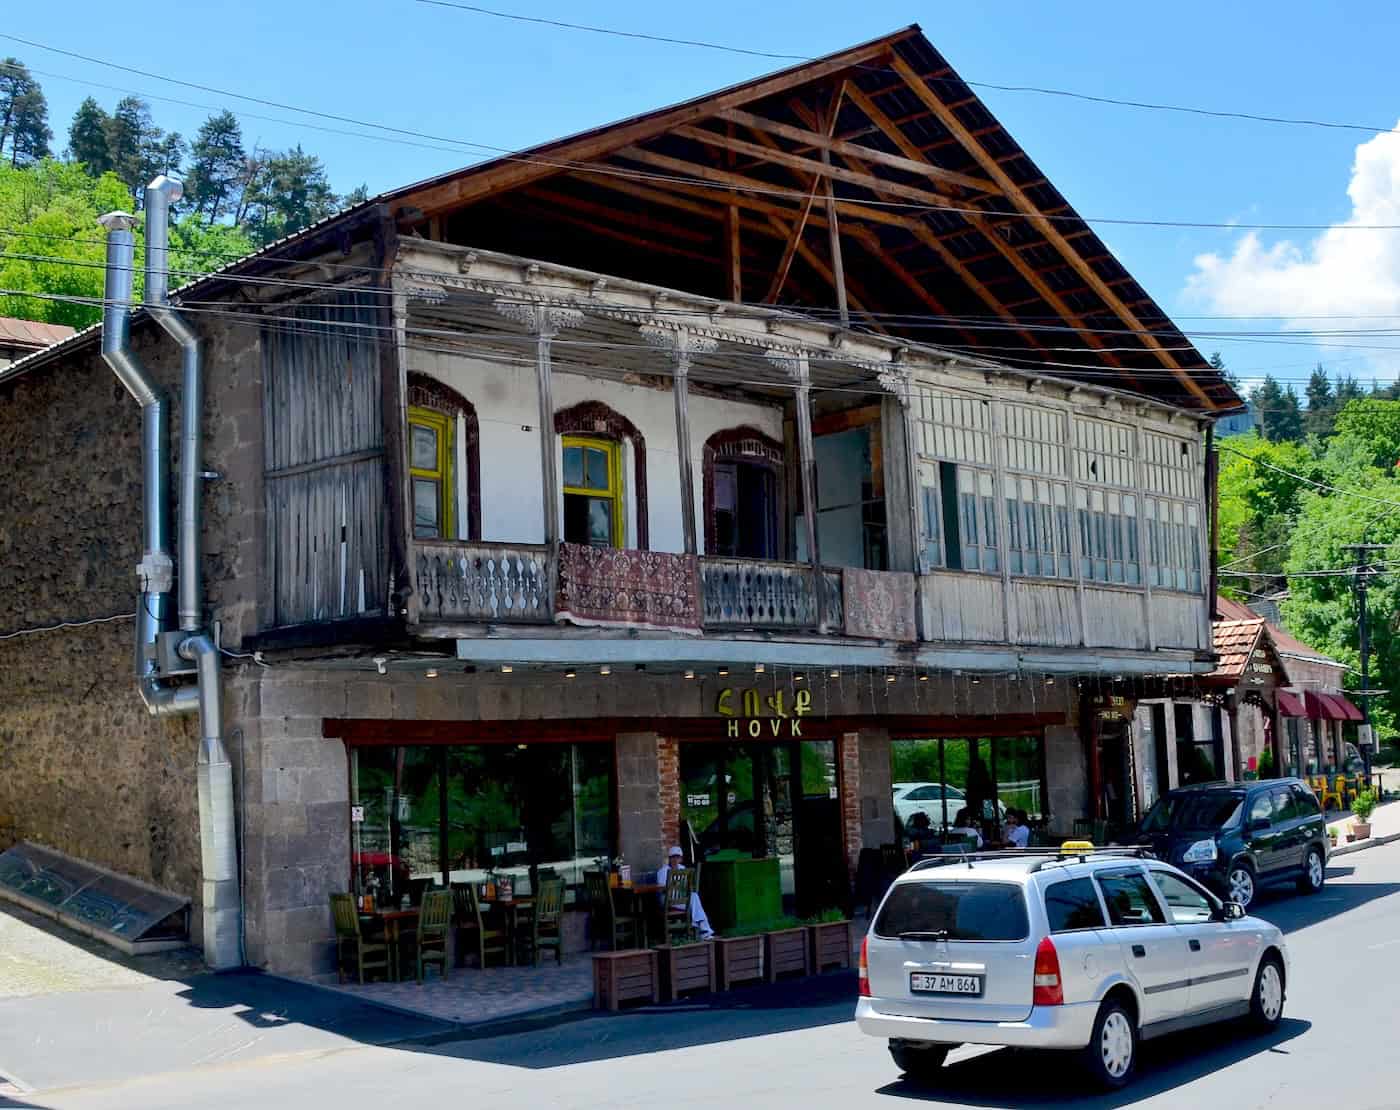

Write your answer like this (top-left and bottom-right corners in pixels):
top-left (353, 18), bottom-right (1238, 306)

top-left (715, 687), bottom-right (814, 737)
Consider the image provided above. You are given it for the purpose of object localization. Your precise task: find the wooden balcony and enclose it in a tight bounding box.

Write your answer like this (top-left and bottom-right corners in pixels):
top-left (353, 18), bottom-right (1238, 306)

top-left (414, 541), bottom-right (554, 624)
top-left (698, 558), bottom-right (843, 632)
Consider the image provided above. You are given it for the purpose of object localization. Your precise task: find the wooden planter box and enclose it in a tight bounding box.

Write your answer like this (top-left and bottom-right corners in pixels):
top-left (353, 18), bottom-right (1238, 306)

top-left (808, 920), bottom-right (853, 972)
top-left (714, 934), bottom-right (765, 989)
top-left (592, 948), bottom-right (658, 1011)
top-left (656, 941), bottom-right (716, 1001)
top-left (764, 927), bottom-right (810, 982)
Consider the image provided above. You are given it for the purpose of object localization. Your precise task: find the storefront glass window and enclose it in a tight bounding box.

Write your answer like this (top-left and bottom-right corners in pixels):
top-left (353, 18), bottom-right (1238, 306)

top-left (891, 735), bottom-right (1047, 844)
top-left (351, 742), bottom-right (613, 904)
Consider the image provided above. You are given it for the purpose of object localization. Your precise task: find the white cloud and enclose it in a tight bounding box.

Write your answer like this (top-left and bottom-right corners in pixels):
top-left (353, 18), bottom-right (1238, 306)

top-left (1185, 124), bottom-right (1400, 326)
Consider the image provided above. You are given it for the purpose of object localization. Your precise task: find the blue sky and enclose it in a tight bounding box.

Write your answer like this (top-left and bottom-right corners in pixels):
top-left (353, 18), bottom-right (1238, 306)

top-left (9, 0), bottom-right (1400, 397)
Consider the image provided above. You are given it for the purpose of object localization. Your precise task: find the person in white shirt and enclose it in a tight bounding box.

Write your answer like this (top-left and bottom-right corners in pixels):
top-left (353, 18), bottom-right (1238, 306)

top-left (1002, 809), bottom-right (1031, 849)
top-left (951, 808), bottom-right (984, 848)
top-left (655, 846), bottom-right (714, 939)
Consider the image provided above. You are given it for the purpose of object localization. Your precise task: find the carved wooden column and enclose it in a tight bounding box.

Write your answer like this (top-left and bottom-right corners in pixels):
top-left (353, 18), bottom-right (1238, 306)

top-left (641, 326), bottom-right (718, 556)
top-left (493, 299), bottom-right (584, 546)
top-left (770, 349), bottom-right (825, 632)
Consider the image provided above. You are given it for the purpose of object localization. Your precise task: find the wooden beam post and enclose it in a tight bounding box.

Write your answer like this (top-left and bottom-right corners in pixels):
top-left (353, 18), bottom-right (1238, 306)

top-left (726, 204), bottom-right (743, 303)
top-left (493, 300), bottom-right (584, 546)
top-left (643, 326), bottom-right (718, 555)
top-left (773, 349), bottom-right (826, 632)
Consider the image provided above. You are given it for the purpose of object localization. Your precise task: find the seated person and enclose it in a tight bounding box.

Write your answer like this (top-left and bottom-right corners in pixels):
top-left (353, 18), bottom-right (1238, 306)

top-left (1000, 808), bottom-right (1031, 849)
top-left (906, 811), bottom-right (935, 855)
top-left (951, 808), bottom-right (984, 848)
top-left (656, 846), bottom-right (714, 939)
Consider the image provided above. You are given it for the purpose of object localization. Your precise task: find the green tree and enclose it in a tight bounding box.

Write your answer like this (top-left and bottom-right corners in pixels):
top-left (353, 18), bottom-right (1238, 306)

top-left (1336, 375), bottom-right (1367, 408)
top-left (1209, 351), bottom-right (1241, 392)
top-left (1250, 376), bottom-right (1304, 442)
top-left (1333, 399), bottom-right (1400, 470)
top-left (185, 110), bottom-right (245, 223)
top-left (103, 96), bottom-right (180, 202)
top-left (67, 97), bottom-right (112, 175)
top-left (241, 144), bottom-right (339, 244)
top-left (0, 59), bottom-right (52, 167)
top-left (1304, 365), bottom-right (1337, 439)
top-left (1215, 432), bottom-right (1323, 597)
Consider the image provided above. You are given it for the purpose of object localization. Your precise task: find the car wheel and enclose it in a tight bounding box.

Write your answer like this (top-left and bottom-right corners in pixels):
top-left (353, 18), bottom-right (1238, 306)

top-left (1297, 847), bottom-right (1325, 895)
top-left (1227, 863), bottom-right (1256, 909)
top-left (1249, 955), bottom-right (1285, 1030)
top-left (1082, 1000), bottom-right (1137, 1089)
top-left (889, 1040), bottom-right (951, 1081)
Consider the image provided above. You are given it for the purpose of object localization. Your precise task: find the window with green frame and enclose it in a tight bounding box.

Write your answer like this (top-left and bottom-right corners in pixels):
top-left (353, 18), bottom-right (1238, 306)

top-left (409, 406), bottom-right (453, 539)
top-left (561, 435), bottom-right (623, 547)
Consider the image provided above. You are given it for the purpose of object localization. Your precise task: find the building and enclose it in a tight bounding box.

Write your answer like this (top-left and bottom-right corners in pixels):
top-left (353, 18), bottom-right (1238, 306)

top-left (1214, 403), bottom-right (1257, 438)
top-left (0, 316), bottom-right (74, 370)
top-left (0, 27), bottom-right (1239, 975)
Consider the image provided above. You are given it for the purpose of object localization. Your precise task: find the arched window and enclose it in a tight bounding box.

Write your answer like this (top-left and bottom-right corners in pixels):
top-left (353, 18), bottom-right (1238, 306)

top-left (554, 401), bottom-right (648, 550)
top-left (406, 372), bottom-right (481, 541)
top-left (703, 427), bottom-right (784, 559)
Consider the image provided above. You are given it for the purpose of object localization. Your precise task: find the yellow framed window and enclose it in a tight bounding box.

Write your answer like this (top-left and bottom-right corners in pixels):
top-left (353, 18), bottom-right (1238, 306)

top-left (561, 435), bottom-right (623, 547)
top-left (409, 406), bottom-right (453, 539)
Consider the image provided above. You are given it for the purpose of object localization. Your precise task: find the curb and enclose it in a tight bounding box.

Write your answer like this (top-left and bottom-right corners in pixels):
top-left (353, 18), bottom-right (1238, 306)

top-left (1330, 830), bottom-right (1400, 858)
top-left (260, 969), bottom-right (594, 1037)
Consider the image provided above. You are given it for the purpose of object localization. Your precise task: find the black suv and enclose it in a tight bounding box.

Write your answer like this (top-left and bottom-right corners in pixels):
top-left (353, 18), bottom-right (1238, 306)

top-left (1136, 778), bottom-right (1329, 909)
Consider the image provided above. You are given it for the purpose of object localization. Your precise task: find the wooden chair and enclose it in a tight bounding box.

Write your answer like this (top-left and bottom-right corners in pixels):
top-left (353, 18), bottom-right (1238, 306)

top-left (451, 882), bottom-right (511, 968)
top-left (415, 889), bottom-right (452, 983)
top-left (330, 893), bottom-right (389, 985)
top-left (1335, 775), bottom-right (1357, 811)
top-left (585, 870), bottom-right (645, 950)
top-left (523, 878), bottom-right (566, 967)
top-left (664, 868), bottom-right (697, 945)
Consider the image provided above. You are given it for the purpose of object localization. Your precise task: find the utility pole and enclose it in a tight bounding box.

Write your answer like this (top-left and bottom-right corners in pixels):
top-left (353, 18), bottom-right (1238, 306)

top-left (1343, 543), bottom-right (1388, 756)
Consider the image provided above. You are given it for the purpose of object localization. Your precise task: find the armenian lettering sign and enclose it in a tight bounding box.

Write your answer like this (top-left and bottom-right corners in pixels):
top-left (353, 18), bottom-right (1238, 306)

top-left (715, 686), bottom-right (814, 737)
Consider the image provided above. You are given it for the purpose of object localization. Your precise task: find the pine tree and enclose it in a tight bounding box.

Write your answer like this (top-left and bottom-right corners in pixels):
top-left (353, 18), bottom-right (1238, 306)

top-left (1304, 364), bottom-right (1336, 439)
top-left (185, 111), bottom-right (246, 223)
top-left (0, 59), bottom-right (52, 167)
top-left (67, 97), bottom-right (112, 175)
top-left (1336, 375), bottom-right (1367, 409)
top-left (105, 95), bottom-right (149, 195)
top-left (1209, 351), bottom-right (1241, 391)
top-left (242, 145), bottom-right (339, 244)
top-left (1250, 376), bottom-right (1304, 442)
top-left (1276, 385), bottom-right (1305, 441)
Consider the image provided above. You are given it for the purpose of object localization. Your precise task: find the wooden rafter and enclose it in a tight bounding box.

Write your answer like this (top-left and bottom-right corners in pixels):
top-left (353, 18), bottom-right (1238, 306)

top-left (763, 87), bottom-right (844, 304)
top-left (886, 56), bottom-right (1215, 406)
top-left (763, 214), bottom-right (886, 335)
top-left (844, 224), bottom-right (981, 348)
top-left (713, 107), bottom-right (995, 194)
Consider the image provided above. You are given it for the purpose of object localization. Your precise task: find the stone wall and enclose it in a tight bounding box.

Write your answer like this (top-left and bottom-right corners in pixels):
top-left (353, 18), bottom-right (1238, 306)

top-left (1044, 724), bottom-right (1087, 829)
top-left (857, 728), bottom-right (893, 854)
top-left (0, 310), bottom-right (264, 953)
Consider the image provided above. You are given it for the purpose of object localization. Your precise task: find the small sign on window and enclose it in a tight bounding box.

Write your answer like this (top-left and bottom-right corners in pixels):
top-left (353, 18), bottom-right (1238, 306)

top-left (350, 805), bottom-right (365, 823)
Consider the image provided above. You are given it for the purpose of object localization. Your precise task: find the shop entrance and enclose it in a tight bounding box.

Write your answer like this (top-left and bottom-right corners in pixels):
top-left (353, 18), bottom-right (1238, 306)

top-left (678, 739), bottom-right (846, 918)
top-left (1093, 714), bottom-right (1137, 832)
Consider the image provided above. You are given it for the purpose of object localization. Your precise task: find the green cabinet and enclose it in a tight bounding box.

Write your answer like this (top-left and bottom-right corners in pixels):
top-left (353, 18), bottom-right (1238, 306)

top-left (699, 853), bottom-right (781, 933)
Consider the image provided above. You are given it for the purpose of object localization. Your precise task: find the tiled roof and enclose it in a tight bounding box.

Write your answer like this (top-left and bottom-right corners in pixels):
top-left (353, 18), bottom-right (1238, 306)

top-left (1217, 594), bottom-right (1337, 665)
top-left (1210, 618), bottom-right (1265, 679)
top-left (0, 316), bottom-right (75, 350)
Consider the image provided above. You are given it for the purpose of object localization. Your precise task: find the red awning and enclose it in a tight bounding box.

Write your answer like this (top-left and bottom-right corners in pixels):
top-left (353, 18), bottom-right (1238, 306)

top-left (1277, 690), bottom-right (1306, 717)
top-left (1304, 690), bottom-right (1356, 721)
top-left (1331, 694), bottom-right (1365, 722)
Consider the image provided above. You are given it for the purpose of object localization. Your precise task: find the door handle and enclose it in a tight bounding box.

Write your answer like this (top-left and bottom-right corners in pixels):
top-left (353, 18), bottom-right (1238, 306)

top-left (1132, 944), bottom-right (1146, 958)
top-left (1189, 939), bottom-right (1201, 952)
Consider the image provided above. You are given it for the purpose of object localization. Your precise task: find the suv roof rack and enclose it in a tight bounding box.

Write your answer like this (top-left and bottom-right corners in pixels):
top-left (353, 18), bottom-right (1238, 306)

top-left (905, 846), bottom-right (1157, 874)
top-left (1027, 846), bottom-right (1157, 873)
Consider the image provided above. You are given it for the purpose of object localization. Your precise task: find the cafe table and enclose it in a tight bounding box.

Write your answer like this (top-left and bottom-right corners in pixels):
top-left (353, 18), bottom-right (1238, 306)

top-left (359, 906), bottom-right (420, 981)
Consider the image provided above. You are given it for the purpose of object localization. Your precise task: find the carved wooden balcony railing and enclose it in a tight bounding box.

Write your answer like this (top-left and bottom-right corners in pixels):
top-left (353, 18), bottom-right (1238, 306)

top-left (699, 558), bottom-right (843, 631)
top-left (414, 541), bottom-right (554, 624)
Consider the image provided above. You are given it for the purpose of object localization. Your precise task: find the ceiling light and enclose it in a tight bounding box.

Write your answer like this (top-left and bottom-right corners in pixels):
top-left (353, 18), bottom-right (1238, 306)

top-left (425, 668), bottom-right (439, 679)
top-left (683, 669), bottom-right (695, 680)
top-left (600, 665), bottom-right (612, 676)
top-left (718, 667), bottom-right (729, 677)
top-left (830, 669), bottom-right (840, 678)
top-left (501, 664), bottom-right (514, 674)
top-left (971, 676), bottom-right (981, 685)
top-left (886, 674), bottom-right (897, 683)
top-left (793, 673), bottom-right (805, 683)
top-left (373, 656), bottom-right (387, 676)
top-left (754, 663), bottom-right (766, 674)
top-left (919, 673), bottom-right (929, 683)
top-left (565, 669), bottom-right (577, 679)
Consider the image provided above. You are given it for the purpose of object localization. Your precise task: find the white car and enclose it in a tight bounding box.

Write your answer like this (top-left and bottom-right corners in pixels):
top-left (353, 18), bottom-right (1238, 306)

top-left (892, 782), bottom-right (968, 828)
top-left (856, 849), bottom-right (1289, 1089)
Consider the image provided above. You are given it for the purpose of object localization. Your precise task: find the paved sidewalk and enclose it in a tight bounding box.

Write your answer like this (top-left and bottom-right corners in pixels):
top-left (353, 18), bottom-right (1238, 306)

top-left (1329, 799), bottom-right (1400, 856)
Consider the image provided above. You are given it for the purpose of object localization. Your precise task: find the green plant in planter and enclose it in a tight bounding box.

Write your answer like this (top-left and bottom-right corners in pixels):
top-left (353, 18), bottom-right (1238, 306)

top-left (721, 916), bottom-right (802, 938)
top-left (802, 907), bottom-right (849, 925)
top-left (1352, 789), bottom-right (1378, 824)
top-left (1257, 748), bottom-right (1276, 779)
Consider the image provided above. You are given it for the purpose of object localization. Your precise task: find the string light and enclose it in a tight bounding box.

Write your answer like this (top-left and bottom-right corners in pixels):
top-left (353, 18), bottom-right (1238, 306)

top-left (683, 669), bottom-right (695, 680)
top-left (565, 669), bottom-right (577, 679)
top-left (600, 665), bottom-right (612, 676)
top-left (501, 664), bottom-right (513, 673)
top-left (425, 668), bottom-right (439, 679)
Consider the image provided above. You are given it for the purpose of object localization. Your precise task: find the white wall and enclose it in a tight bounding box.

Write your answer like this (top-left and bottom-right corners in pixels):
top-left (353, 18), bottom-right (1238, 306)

top-left (410, 349), bottom-right (784, 552)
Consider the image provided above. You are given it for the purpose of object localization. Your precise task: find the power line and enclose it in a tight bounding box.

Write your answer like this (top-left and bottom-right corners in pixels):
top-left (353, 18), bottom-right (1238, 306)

top-left (413, 3), bottom-right (1400, 138)
top-left (1218, 443), bottom-right (1400, 509)
top-left (0, 612), bottom-right (135, 640)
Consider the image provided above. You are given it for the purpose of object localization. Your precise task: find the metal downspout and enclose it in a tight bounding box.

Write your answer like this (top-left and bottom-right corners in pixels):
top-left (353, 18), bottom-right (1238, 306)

top-left (144, 175), bottom-right (243, 971)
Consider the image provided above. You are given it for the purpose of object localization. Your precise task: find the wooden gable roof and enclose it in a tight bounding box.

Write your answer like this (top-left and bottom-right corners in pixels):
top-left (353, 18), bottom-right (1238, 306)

top-left (386, 26), bottom-right (1237, 411)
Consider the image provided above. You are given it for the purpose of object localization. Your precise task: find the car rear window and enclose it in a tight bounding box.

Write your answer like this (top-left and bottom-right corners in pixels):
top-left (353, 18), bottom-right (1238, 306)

top-left (1044, 878), bottom-right (1106, 932)
top-left (874, 880), bottom-right (1028, 941)
top-left (1141, 791), bottom-right (1243, 831)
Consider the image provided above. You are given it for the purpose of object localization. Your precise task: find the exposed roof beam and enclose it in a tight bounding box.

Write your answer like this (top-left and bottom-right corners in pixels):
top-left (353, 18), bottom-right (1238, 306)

top-left (763, 89), bottom-right (845, 304)
top-left (887, 55), bottom-right (1215, 407)
top-left (763, 214), bottom-right (887, 335)
top-left (844, 224), bottom-right (981, 347)
top-left (713, 107), bottom-right (995, 194)
top-left (670, 124), bottom-right (967, 211)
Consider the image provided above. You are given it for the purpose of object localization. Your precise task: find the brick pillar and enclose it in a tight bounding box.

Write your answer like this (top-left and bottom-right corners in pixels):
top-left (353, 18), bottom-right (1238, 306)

top-left (615, 732), bottom-right (665, 875)
top-left (658, 736), bottom-right (680, 853)
top-left (838, 732), bottom-right (862, 883)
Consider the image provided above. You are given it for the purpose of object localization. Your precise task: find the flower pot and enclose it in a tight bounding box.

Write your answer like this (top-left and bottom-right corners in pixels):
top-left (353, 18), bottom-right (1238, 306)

top-left (656, 941), bottom-right (715, 1002)
top-left (764, 927), bottom-right (810, 982)
top-left (807, 920), bottom-right (853, 973)
top-left (714, 934), bottom-right (764, 990)
top-left (1354, 822), bottom-right (1372, 840)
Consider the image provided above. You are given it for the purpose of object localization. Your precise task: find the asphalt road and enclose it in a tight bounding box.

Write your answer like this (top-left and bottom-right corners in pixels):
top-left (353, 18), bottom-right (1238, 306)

top-left (6, 841), bottom-right (1400, 1110)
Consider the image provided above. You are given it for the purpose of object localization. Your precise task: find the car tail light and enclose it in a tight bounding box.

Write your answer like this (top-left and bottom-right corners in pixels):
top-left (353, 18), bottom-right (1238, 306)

top-left (1033, 936), bottom-right (1063, 1006)
top-left (858, 936), bottom-right (871, 997)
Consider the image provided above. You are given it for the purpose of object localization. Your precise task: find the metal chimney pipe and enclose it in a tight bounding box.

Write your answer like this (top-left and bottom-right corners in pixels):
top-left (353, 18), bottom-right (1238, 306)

top-left (145, 175), bottom-right (203, 633)
top-left (143, 175), bottom-right (243, 971)
top-left (99, 212), bottom-right (191, 716)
